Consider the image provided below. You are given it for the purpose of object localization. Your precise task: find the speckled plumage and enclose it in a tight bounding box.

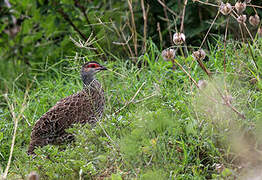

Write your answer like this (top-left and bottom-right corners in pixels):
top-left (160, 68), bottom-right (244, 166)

top-left (28, 62), bottom-right (106, 154)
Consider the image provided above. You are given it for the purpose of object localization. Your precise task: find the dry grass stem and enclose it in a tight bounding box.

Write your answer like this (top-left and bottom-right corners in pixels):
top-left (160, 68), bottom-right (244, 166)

top-left (157, 0), bottom-right (178, 16)
top-left (127, 0), bottom-right (138, 56)
top-left (2, 84), bottom-right (31, 179)
top-left (199, 10), bottom-right (220, 49)
top-left (223, 17), bottom-right (229, 73)
top-left (114, 82), bottom-right (146, 115)
top-left (162, 0), bottom-right (173, 45)
top-left (157, 22), bottom-right (163, 47)
top-left (141, 0), bottom-right (148, 52)
top-left (193, 0), bottom-right (219, 7)
top-left (173, 59), bottom-right (199, 88)
top-left (247, 4), bottom-right (262, 9)
top-left (180, 0), bottom-right (188, 33)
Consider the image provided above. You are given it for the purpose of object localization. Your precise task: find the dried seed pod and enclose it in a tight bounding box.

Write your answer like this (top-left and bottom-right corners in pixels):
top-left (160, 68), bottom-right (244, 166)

top-left (249, 15), bottom-right (260, 27)
top-left (219, 3), bottom-right (232, 15)
top-left (161, 48), bottom-right (175, 61)
top-left (192, 49), bottom-right (206, 61)
top-left (28, 172), bottom-right (39, 180)
top-left (215, 163), bottom-right (225, 174)
top-left (173, 32), bottom-right (185, 45)
top-left (237, 15), bottom-right (247, 24)
top-left (198, 80), bottom-right (208, 89)
top-left (258, 27), bottom-right (262, 37)
top-left (235, 2), bottom-right (246, 14)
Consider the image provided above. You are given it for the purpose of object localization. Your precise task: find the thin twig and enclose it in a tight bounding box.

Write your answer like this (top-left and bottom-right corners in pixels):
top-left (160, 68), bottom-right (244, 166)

top-left (141, 0), bottom-right (148, 52)
top-left (114, 82), bottom-right (146, 115)
top-left (180, 0), bottom-right (188, 33)
top-left (157, 22), bottom-right (163, 48)
top-left (173, 59), bottom-right (199, 88)
top-left (192, 0), bottom-right (219, 7)
top-left (212, 83), bottom-right (246, 119)
top-left (110, 20), bottom-right (131, 56)
top-left (162, 0), bottom-right (173, 45)
top-left (223, 17), bottom-right (229, 73)
top-left (247, 4), bottom-right (262, 9)
top-left (199, 10), bottom-right (220, 49)
top-left (157, 0), bottom-right (178, 16)
top-left (56, 5), bottom-right (104, 60)
top-left (2, 84), bottom-right (31, 179)
top-left (73, 0), bottom-right (96, 36)
top-left (127, 0), bottom-right (138, 56)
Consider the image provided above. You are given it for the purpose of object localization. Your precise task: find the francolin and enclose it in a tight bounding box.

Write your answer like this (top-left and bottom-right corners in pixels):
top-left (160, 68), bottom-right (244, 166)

top-left (28, 61), bottom-right (107, 154)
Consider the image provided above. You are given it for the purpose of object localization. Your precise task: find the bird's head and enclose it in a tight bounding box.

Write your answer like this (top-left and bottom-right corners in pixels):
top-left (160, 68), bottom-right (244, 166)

top-left (81, 61), bottom-right (107, 86)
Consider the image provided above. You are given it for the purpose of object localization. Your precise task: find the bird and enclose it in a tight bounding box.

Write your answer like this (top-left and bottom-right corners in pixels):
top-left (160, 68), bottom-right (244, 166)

top-left (27, 61), bottom-right (107, 155)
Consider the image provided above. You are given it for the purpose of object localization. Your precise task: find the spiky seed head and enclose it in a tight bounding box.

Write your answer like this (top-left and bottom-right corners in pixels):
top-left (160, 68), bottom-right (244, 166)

top-left (173, 32), bottom-right (185, 45)
top-left (192, 49), bottom-right (206, 61)
top-left (28, 171), bottom-right (39, 180)
top-left (235, 2), bottom-right (246, 14)
top-left (237, 15), bottom-right (247, 24)
top-left (162, 48), bottom-right (175, 61)
top-left (215, 163), bottom-right (225, 174)
top-left (198, 80), bottom-right (207, 89)
top-left (249, 15), bottom-right (260, 27)
top-left (219, 3), bottom-right (232, 16)
top-left (258, 27), bottom-right (262, 37)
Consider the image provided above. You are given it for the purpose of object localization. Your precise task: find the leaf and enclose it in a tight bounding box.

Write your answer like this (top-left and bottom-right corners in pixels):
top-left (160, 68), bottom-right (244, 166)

top-left (0, 132), bottom-right (3, 141)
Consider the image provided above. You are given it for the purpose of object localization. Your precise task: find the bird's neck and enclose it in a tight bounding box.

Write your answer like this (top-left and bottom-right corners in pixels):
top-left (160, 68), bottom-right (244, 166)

top-left (82, 74), bottom-right (95, 87)
top-left (83, 77), bottom-right (102, 92)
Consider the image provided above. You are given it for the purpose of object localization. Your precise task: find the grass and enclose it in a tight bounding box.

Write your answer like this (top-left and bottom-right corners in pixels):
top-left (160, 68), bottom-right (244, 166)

top-left (1, 39), bottom-right (262, 179)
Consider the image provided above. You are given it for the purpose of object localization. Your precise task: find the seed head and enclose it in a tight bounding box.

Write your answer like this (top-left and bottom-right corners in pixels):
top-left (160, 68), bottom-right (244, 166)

top-left (192, 49), bottom-right (206, 61)
top-left (237, 15), bottom-right (247, 24)
top-left (162, 48), bottom-right (175, 61)
top-left (258, 27), bottom-right (262, 37)
top-left (219, 3), bottom-right (232, 16)
top-left (245, 0), bottom-right (251, 3)
top-left (173, 32), bottom-right (185, 45)
top-left (249, 15), bottom-right (260, 27)
top-left (28, 171), bottom-right (39, 180)
top-left (198, 80), bottom-right (208, 89)
top-left (235, 2), bottom-right (246, 14)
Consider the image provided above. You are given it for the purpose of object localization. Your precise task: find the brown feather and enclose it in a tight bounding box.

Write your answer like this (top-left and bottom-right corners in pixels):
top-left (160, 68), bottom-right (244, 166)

top-left (28, 73), bottom-right (105, 154)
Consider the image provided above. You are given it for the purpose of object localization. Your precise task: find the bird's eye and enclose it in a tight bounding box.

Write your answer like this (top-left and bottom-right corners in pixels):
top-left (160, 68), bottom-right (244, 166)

top-left (87, 63), bottom-right (99, 68)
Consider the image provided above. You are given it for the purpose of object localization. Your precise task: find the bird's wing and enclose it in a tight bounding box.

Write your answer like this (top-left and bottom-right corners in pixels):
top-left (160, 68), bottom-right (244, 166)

top-left (30, 91), bottom-right (92, 140)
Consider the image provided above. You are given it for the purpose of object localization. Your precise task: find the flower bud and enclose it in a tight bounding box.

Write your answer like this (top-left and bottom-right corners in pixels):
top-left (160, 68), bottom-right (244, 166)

top-left (235, 2), bottom-right (246, 14)
top-left (237, 15), bottom-right (247, 24)
top-left (220, 3), bottom-right (232, 16)
top-left (249, 15), bottom-right (260, 27)
top-left (173, 32), bottom-right (185, 45)
top-left (192, 49), bottom-right (206, 61)
top-left (162, 48), bottom-right (175, 61)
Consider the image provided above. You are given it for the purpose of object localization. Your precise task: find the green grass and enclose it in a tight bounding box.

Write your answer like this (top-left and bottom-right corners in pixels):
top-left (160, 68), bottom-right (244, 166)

top-left (1, 39), bottom-right (262, 179)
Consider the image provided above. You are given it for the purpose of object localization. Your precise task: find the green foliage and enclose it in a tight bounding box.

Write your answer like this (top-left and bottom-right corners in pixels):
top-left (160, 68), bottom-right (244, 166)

top-left (1, 38), bottom-right (261, 179)
top-left (1, 0), bottom-right (262, 178)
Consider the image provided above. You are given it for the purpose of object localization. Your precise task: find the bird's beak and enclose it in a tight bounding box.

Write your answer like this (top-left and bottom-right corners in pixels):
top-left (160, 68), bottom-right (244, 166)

top-left (99, 66), bottom-right (107, 70)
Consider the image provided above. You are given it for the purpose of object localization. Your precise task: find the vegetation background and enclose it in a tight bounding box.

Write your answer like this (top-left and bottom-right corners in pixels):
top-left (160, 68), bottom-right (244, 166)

top-left (1, 0), bottom-right (262, 179)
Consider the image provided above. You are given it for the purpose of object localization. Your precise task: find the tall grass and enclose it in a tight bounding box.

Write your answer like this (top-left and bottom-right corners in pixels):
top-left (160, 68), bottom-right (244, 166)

top-left (1, 38), bottom-right (262, 179)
